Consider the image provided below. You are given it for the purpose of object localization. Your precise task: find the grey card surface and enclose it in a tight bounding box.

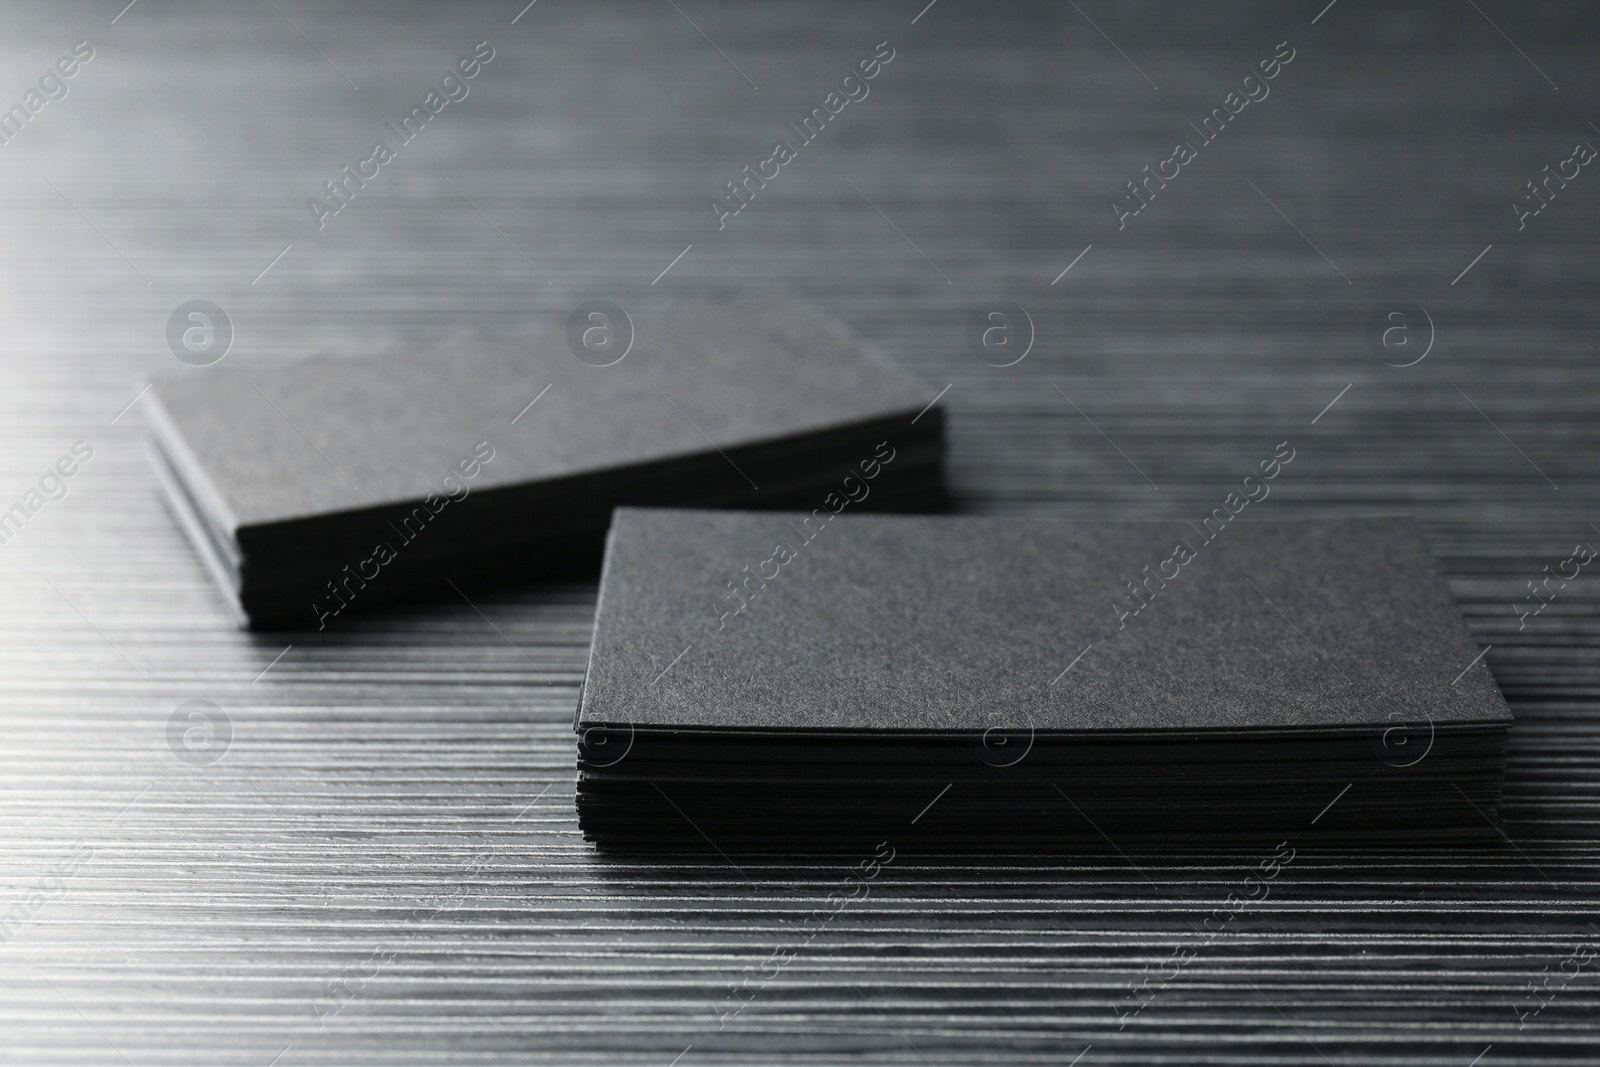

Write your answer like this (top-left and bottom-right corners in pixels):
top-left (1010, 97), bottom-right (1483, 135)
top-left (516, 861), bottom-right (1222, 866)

top-left (579, 510), bottom-right (1512, 735)
top-left (144, 290), bottom-right (933, 533)
top-left (142, 290), bottom-right (946, 627)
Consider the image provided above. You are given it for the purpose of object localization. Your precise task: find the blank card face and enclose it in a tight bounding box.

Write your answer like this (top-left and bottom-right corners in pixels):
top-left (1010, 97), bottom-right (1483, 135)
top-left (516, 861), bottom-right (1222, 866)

top-left (145, 291), bottom-right (933, 533)
top-left (579, 510), bottom-right (1512, 735)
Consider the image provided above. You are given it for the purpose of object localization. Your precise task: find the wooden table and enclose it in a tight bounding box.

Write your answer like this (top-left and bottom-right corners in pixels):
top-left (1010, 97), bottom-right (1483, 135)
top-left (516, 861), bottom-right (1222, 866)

top-left (0, 1), bottom-right (1596, 1062)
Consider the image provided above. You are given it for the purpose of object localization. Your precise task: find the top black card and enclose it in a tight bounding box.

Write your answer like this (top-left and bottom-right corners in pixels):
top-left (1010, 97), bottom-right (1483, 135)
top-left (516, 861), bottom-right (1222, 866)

top-left (144, 291), bottom-right (935, 537)
top-left (579, 510), bottom-right (1511, 735)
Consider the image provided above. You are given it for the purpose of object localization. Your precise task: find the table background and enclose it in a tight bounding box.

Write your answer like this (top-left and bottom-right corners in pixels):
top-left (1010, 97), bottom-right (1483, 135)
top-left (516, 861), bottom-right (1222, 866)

top-left (0, 1), bottom-right (1596, 1063)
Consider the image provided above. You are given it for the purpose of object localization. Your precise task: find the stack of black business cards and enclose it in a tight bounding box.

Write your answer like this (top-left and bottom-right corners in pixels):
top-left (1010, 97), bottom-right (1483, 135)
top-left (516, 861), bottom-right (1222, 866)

top-left (575, 510), bottom-right (1512, 849)
top-left (142, 292), bottom-right (944, 629)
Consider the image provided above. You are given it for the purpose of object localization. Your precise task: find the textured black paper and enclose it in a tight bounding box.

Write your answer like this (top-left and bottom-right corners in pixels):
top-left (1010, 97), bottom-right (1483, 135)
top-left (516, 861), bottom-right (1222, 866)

top-left (142, 291), bottom-right (944, 626)
top-left (147, 291), bottom-right (933, 532)
top-left (579, 510), bottom-right (1512, 735)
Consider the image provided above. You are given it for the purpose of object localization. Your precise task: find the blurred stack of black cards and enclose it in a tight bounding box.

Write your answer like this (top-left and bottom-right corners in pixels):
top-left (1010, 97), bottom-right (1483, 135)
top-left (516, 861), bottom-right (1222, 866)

top-left (575, 510), bottom-right (1512, 850)
top-left (141, 291), bottom-right (945, 629)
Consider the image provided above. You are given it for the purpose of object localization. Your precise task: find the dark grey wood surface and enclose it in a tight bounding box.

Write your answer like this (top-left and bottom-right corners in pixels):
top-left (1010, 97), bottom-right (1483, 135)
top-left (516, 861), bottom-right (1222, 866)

top-left (1, 1), bottom-right (1597, 1062)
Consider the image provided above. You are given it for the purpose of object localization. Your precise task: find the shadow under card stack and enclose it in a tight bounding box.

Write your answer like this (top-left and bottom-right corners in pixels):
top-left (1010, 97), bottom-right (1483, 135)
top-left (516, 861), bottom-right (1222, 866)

top-left (575, 509), bottom-right (1513, 850)
top-left (140, 291), bottom-right (946, 629)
